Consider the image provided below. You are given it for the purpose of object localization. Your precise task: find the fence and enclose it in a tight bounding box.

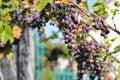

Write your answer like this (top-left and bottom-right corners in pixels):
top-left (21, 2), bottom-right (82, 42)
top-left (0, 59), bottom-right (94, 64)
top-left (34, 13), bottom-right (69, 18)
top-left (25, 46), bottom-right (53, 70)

top-left (53, 72), bottom-right (76, 80)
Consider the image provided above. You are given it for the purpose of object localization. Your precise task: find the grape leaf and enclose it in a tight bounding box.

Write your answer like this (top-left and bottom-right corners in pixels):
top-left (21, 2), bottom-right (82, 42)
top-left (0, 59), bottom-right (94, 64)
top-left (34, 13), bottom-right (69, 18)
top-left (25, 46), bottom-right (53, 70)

top-left (62, 0), bottom-right (70, 3)
top-left (6, 52), bottom-right (13, 60)
top-left (0, 24), bottom-right (14, 44)
top-left (91, 0), bottom-right (109, 17)
top-left (0, 8), bottom-right (14, 16)
top-left (111, 37), bottom-right (117, 42)
top-left (114, 45), bottom-right (120, 51)
top-left (0, 31), bottom-right (8, 44)
top-left (117, 65), bottom-right (120, 80)
top-left (79, 0), bottom-right (88, 10)
top-left (97, 0), bottom-right (105, 3)
top-left (0, 54), bottom-right (3, 59)
top-left (118, 65), bottom-right (120, 74)
top-left (0, 21), bottom-right (3, 31)
top-left (5, 25), bottom-right (14, 44)
top-left (114, 1), bottom-right (120, 7)
top-left (106, 55), bottom-right (114, 62)
top-left (35, 0), bottom-right (53, 11)
top-left (110, 9), bottom-right (117, 15)
top-left (10, 0), bottom-right (19, 6)
top-left (12, 26), bottom-right (21, 39)
top-left (12, 25), bottom-right (22, 39)
top-left (0, 0), bottom-right (2, 7)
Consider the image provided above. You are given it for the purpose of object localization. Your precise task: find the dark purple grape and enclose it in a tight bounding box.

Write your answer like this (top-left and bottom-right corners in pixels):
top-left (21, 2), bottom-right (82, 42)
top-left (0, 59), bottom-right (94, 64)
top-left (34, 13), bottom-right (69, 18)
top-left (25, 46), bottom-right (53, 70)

top-left (67, 43), bottom-right (72, 49)
top-left (93, 17), bottom-right (99, 22)
top-left (76, 0), bottom-right (81, 4)
top-left (71, 8), bottom-right (77, 13)
top-left (65, 20), bottom-right (70, 24)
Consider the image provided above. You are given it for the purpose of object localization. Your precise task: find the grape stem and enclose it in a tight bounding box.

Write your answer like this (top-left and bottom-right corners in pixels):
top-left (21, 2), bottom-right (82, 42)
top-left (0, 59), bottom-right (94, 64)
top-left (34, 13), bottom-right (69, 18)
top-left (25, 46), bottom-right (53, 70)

top-left (112, 15), bottom-right (116, 30)
top-left (104, 49), bottom-right (120, 63)
top-left (112, 10), bottom-right (120, 30)
top-left (88, 34), bottom-right (97, 43)
top-left (70, 1), bottom-right (120, 35)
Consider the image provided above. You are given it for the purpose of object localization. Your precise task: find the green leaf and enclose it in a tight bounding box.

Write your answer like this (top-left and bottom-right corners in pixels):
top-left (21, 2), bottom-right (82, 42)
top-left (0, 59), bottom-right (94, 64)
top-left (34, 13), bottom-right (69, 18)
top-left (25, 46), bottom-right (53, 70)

top-left (110, 9), bottom-right (117, 15)
top-left (111, 37), bottom-right (117, 42)
top-left (79, 0), bottom-right (88, 10)
top-left (114, 1), bottom-right (120, 7)
top-left (35, 0), bottom-right (53, 11)
top-left (0, 31), bottom-right (8, 44)
top-left (114, 45), bottom-right (120, 51)
top-left (5, 25), bottom-right (14, 44)
top-left (97, 0), bottom-right (105, 3)
top-left (91, 0), bottom-right (109, 17)
top-left (0, 24), bottom-right (14, 44)
top-left (106, 55), bottom-right (114, 62)
top-left (0, 21), bottom-right (3, 29)
top-left (117, 77), bottom-right (120, 80)
top-left (62, 0), bottom-right (70, 3)
top-left (0, 0), bottom-right (2, 7)
top-left (10, 0), bottom-right (19, 6)
top-left (117, 65), bottom-right (120, 74)
top-left (117, 65), bottom-right (120, 80)
top-left (0, 8), bottom-right (14, 16)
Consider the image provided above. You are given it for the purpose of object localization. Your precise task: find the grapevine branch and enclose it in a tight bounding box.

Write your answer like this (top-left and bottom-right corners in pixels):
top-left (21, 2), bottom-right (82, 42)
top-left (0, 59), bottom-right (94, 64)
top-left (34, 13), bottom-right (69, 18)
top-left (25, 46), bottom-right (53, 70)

top-left (111, 12), bottom-right (120, 30)
top-left (104, 49), bottom-right (120, 63)
top-left (70, 1), bottom-right (120, 34)
top-left (88, 34), bottom-right (97, 43)
top-left (112, 16), bottom-right (117, 30)
top-left (111, 9), bottom-right (118, 30)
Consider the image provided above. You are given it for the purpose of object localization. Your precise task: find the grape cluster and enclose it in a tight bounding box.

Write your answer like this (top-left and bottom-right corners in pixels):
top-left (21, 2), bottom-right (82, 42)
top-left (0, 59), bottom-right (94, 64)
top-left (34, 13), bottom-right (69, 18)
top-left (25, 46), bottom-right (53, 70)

top-left (13, 3), bottom-right (49, 29)
top-left (92, 17), bottom-right (110, 38)
top-left (13, 2), bottom-right (111, 80)
top-left (75, 40), bottom-right (105, 80)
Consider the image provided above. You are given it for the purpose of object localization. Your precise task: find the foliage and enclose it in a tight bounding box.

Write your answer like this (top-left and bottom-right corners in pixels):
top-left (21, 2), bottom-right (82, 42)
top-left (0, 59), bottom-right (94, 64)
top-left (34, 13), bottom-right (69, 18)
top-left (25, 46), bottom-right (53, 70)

top-left (35, 0), bottom-right (53, 11)
top-left (117, 65), bottom-right (120, 80)
top-left (91, 0), bottom-right (109, 17)
top-left (44, 41), bottom-right (69, 59)
top-left (40, 67), bottom-right (54, 80)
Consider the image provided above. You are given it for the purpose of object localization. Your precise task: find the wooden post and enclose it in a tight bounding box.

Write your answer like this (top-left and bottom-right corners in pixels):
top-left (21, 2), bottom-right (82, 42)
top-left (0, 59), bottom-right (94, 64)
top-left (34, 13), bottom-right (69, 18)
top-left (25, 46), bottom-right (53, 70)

top-left (35, 28), bottom-right (40, 80)
top-left (16, 27), bottom-right (35, 80)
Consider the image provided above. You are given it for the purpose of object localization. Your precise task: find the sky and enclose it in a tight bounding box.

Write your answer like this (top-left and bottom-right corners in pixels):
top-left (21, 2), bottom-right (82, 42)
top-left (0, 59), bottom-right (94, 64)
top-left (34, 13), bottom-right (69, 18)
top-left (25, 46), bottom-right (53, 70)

top-left (44, 0), bottom-right (97, 43)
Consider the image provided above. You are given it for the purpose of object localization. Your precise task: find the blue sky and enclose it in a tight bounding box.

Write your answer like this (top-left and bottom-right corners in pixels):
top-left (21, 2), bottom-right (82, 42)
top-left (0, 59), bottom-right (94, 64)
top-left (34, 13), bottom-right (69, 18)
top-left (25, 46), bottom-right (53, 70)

top-left (44, 0), bottom-right (97, 43)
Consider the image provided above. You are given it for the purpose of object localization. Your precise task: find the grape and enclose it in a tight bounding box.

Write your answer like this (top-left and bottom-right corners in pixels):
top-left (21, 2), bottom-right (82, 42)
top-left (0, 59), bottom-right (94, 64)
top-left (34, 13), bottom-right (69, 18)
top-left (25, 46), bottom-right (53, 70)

top-left (65, 16), bottom-right (69, 20)
top-left (98, 22), bottom-right (103, 28)
top-left (65, 20), bottom-right (70, 24)
top-left (86, 22), bottom-right (90, 26)
top-left (76, 0), bottom-right (81, 4)
top-left (71, 8), bottom-right (77, 13)
top-left (93, 17), bottom-right (99, 22)
top-left (67, 43), bottom-right (72, 49)
top-left (102, 16), bottom-right (106, 20)
top-left (65, 29), bottom-right (70, 34)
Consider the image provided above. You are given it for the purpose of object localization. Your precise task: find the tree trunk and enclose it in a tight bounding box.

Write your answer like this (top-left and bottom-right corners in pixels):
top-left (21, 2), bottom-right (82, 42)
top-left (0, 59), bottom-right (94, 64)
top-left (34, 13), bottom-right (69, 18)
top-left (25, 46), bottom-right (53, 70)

top-left (0, 57), bottom-right (17, 80)
top-left (16, 27), bottom-right (35, 80)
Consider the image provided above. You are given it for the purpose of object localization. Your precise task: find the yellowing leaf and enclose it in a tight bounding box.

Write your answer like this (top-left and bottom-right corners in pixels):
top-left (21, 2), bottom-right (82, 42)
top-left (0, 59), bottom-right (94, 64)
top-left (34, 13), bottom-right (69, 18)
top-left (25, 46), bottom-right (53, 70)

top-left (62, 0), bottom-right (70, 4)
top-left (6, 52), bottom-right (13, 60)
top-left (0, 54), bottom-right (3, 59)
top-left (12, 26), bottom-right (22, 39)
top-left (4, 14), bottom-right (12, 22)
top-left (107, 55), bottom-right (114, 62)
